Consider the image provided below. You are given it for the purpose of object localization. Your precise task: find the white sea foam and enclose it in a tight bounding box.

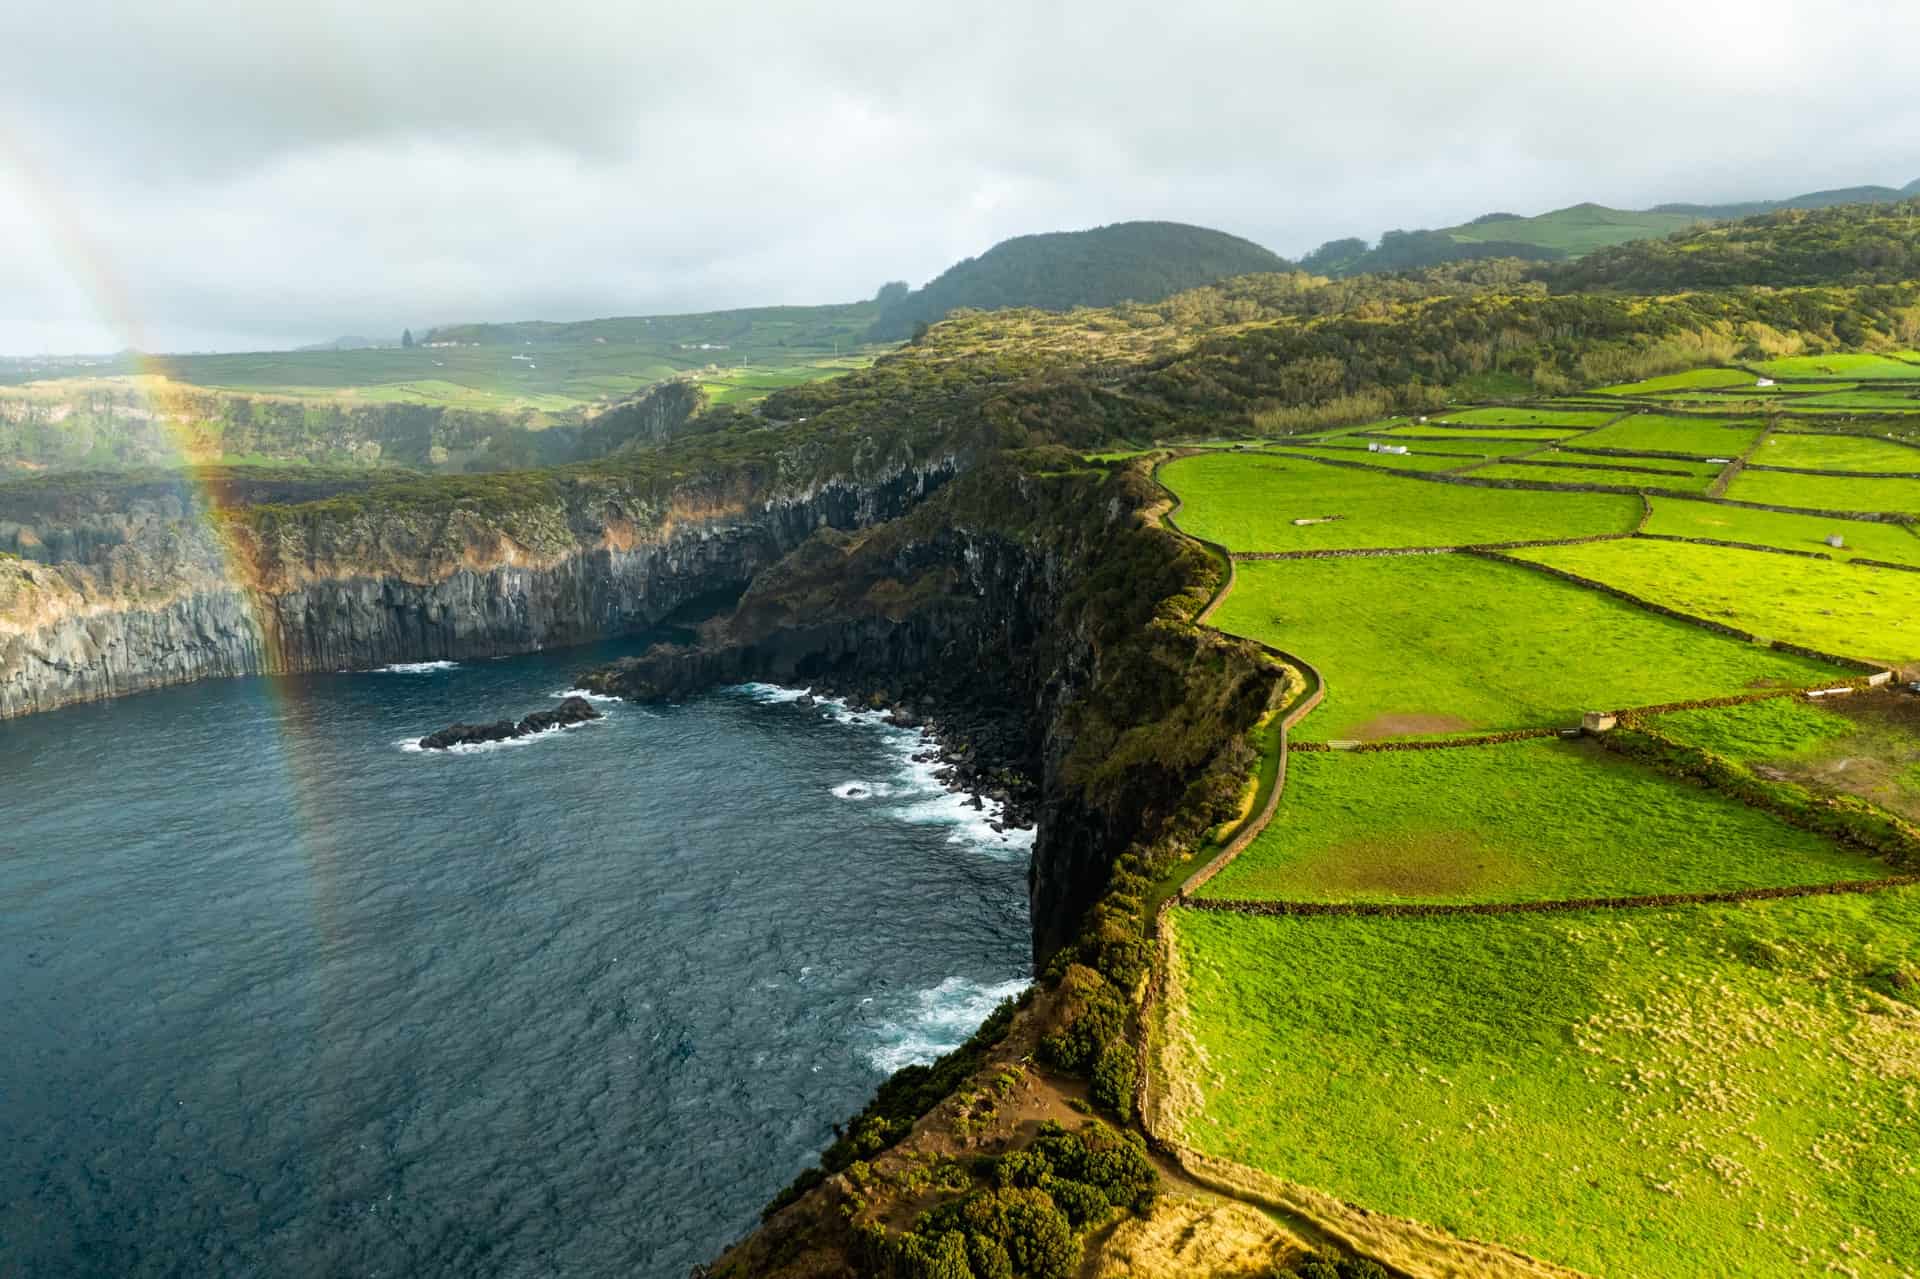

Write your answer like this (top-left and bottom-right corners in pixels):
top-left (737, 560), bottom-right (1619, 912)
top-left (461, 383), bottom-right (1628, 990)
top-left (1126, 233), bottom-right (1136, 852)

top-left (866, 975), bottom-right (1032, 1074)
top-left (735, 681), bottom-right (1036, 858)
top-left (377, 660), bottom-right (460, 674)
top-left (550, 687), bottom-right (622, 704)
top-left (395, 718), bottom-right (603, 756)
top-left (832, 781), bottom-right (894, 800)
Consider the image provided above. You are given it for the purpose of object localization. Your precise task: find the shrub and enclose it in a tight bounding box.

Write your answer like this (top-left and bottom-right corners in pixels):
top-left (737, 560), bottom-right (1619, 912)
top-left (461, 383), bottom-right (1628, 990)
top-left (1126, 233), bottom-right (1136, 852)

top-left (1036, 965), bottom-right (1127, 1072)
top-left (1279, 1252), bottom-right (1392, 1279)
top-left (1089, 1039), bottom-right (1138, 1121)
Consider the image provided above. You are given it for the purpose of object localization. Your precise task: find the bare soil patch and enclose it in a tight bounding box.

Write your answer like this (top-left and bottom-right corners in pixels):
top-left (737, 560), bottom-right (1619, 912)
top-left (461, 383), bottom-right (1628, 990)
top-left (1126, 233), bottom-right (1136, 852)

top-left (1350, 711), bottom-right (1475, 740)
top-left (1291, 830), bottom-right (1520, 898)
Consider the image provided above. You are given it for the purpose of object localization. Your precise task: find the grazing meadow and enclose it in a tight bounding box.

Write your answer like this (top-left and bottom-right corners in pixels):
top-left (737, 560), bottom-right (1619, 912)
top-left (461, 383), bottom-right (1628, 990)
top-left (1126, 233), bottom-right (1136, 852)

top-left (1726, 468), bottom-right (1920, 515)
top-left (1206, 555), bottom-right (1839, 742)
top-left (1159, 453), bottom-right (1640, 551)
top-left (1512, 539), bottom-right (1920, 665)
top-left (1193, 737), bottom-right (1887, 904)
top-left (1754, 432), bottom-right (1920, 472)
top-left (1167, 893), bottom-right (1920, 1279)
top-left (1570, 414), bottom-right (1765, 457)
top-left (1641, 497), bottom-right (1920, 566)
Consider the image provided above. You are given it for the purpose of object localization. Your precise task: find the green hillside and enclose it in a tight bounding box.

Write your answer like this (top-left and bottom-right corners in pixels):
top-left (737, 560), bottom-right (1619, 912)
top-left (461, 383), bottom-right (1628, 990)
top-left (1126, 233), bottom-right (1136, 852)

top-left (867, 220), bottom-right (1288, 340)
top-left (1301, 177), bottom-right (1920, 278)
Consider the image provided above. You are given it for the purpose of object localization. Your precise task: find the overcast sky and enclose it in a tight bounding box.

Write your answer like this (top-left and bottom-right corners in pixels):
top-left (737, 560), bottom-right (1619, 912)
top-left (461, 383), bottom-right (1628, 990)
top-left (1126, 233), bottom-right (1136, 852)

top-left (3, 0), bottom-right (1917, 354)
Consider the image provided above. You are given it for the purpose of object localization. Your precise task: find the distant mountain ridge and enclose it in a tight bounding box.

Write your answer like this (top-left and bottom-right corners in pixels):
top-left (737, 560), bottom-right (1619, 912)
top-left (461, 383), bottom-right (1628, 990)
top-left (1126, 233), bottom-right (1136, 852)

top-left (1302, 178), bottom-right (1920, 278)
top-left (867, 221), bottom-right (1289, 341)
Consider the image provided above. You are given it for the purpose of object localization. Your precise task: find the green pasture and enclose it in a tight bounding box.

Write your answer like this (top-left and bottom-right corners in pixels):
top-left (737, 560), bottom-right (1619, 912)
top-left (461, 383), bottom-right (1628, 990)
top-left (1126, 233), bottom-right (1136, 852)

top-left (1726, 468), bottom-right (1920, 515)
top-left (1168, 891), bottom-right (1920, 1278)
top-left (1787, 389), bottom-right (1920, 411)
top-left (1756, 433), bottom-right (1920, 472)
top-left (1467, 460), bottom-right (1721, 492)
top-left (1158, 453), bottom-right (1640, 551)
top-left (1376, 425), bottom-right (1581, 442)
top-left (1642, 497), bottom-right (1920, 567)
top-left (1513, 539), bottom-right (1920, 665)
top-left (1195, 737), bottom-right (1884, 904)
top-left (1593, 368), bottom-right (1756, 395)
top-left (1752, 353), bottom-right (1920, 381)
top-left (1444, 204), bottom-right (1700, 256)
top-left (1207, 556), bottom-right (1838, 742)
top-left (1268, 445), bottom-right (1485, 471)
top-left (1433, 407), bottom-right (1621, 428)
top-left (1654, 694), bottom-right (1920, 822)
top-left (1570, 414), bottom-right (1765, 458)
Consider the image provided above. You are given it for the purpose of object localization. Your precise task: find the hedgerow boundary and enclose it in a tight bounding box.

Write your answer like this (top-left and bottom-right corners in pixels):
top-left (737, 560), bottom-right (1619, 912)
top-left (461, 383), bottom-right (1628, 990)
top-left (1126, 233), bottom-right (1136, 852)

top-left (1138, 441), bottom-right (1919, 1279)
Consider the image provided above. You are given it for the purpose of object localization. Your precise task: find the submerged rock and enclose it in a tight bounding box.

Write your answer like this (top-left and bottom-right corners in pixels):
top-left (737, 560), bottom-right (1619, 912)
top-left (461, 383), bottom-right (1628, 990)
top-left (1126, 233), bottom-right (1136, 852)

top-left (418, 695), bottom-right (601, 750)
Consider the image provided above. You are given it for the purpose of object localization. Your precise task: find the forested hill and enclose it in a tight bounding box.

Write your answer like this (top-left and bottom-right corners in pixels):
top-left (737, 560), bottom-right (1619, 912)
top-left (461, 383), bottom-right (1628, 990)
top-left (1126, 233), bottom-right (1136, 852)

top-left (866, 221), bottom-right (1288, 341)
top-left (1300, 177), bottom-right (1920, 278)
top-left (1548, 198), bottom-right (1920, 291)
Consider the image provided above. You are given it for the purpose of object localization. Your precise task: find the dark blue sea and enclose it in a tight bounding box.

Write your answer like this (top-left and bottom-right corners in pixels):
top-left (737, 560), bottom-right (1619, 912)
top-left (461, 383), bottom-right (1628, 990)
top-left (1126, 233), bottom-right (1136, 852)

top-left (0, 644), bottom-right (1031, 1277)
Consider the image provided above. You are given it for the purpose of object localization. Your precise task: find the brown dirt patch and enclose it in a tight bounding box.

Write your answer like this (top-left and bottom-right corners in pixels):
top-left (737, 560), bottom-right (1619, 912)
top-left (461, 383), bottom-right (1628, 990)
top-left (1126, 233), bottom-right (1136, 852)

top-left (1283, 830), bottom-right (1521, 898)
top-left (1090, 1193), bottom-right (1306, 1278)
top-left (1770, 688), bottom-right (1920, 822)
top-left (1350, 711), bottom-right (1476, 740)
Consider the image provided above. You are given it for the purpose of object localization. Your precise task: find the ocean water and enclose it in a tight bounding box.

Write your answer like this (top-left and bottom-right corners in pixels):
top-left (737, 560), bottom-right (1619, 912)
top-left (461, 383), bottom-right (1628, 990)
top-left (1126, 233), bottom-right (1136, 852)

top-left (0, 644), bottom-right (1032, 1277)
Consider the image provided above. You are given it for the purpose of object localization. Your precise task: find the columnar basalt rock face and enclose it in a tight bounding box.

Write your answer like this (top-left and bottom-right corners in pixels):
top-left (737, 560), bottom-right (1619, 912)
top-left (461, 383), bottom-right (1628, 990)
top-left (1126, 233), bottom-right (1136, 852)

top-left (0, 462), bottom-right (958, 719)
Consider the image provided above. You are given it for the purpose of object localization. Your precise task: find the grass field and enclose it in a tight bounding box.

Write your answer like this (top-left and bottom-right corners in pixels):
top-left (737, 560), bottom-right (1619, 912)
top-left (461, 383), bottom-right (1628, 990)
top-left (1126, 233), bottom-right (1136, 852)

top-left (1654, 693), bottom-right (1920, 823)
top-left (1512, 539), bottom-right (1920, 666)
top-left (1376, 425), bottom-right (1581, 442)
top-left (1158, 454), bottom-right (1641, 552)
top-left (1466, 460), bottom-right (1721, 492)
top-left (1756, 433), bottom-right (1920, 472)
top-left (1642, 497), bottom-right (1920, 566)
top-left (1207, 556), bottom-right (1839, 741)
top-left (1753, 353), bottom-right (1920, 381)
top-left (1444, 204), bottom-right (1700, 256)
top-left (1194, 737), bottom-right (1886, 903)
top-left (1726, 468), bottom-right (1920, 515)
top-left (1788, 390), bottom-right (1920, 411)
top-left (1570, 415), bottom-right (1765, 458)
top-left (1167, 892), bottom-right (1920, 1278)
top-left (1594, 368), bottom-right (1757, 395)
top-left (1433, 408), bottom-right (1621, 428)
top-left (1267, 445), bottom-right (1486, 471)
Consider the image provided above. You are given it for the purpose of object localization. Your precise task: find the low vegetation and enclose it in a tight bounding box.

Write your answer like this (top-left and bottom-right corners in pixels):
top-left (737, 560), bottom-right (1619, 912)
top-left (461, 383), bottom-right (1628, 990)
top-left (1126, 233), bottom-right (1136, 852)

top-left (1726, 467), bottom-right (1920, 515)
top-left (1641, 496), bottom-right (1920, 565)
top-left (1466, 460), bottom-right (1721, 492)
top-left (1755, 432), bottom-right (1920, 472)
top-left (1168, 892), bottom-right (1920, 1278)
top-left (1159, 453), bottom-right (1639, 551)
top-left (1195, 737), bottom-right (1888, 904)
top-left (1511, 539), bottom-right (1920, 666)
top-left (1570, 414), bottom-right (1765, 458)
top-left (1206, 555), bottom-right (1837, 742)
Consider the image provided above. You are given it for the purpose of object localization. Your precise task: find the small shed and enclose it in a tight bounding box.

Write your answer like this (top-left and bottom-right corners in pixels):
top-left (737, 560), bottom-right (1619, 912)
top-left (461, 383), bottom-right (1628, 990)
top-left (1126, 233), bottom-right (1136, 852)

top-left (1826, 533), bottom-right (1846, 549)
top-left (1756, 378), bottom-right (1776, 388)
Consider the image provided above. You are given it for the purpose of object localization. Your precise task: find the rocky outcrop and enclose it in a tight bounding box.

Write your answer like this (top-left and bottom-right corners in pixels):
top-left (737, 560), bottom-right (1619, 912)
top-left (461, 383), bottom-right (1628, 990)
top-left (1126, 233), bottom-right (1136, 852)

top-left (578, 455), bottom-right (1277, 964)
top-left (417, 695), bottom-right (601, 750)
top-left (0, 453), bottom-right (964, 719)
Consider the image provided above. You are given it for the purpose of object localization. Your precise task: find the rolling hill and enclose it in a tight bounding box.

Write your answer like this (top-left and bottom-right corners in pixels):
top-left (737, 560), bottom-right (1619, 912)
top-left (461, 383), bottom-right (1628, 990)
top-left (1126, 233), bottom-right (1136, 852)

top-left (1302, 177), bottom-right (1920, 277)
top-left (866, 220), bottom-right (1289, 340)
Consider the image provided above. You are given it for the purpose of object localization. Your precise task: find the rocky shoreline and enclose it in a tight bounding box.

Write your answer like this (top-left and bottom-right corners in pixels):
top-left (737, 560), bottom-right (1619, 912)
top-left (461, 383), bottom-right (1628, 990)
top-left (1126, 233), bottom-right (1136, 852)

top-left (784, 677), bottom-right (1041, 835)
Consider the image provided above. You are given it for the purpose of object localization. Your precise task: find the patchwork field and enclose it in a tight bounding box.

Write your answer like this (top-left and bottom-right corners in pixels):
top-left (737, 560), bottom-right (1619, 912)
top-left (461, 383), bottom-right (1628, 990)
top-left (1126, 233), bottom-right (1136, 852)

top-left (1753, 353), bottom-right (1920, 380)
top-left (1726, 468), bottom-right (1920, 515)
top-left (1570, 414), bottom-right (1765, 457)
top-left (1756, 433), bottom-right (1920, 472)
top-left (1375, 424), bottom-right (1580, 442)
top-left (1594, 367), bottom-right (1756, 394)
top-left (1654, 693), bottom-right (1920, 823)
top-left (1788, 390), bottom-right (1920, 411)
top-left (1266, 445), bottom-right (1484, 471)
top-left (1433, 407), bottom-right (1621, 428)
top-left (1153, 372), bottom-right (1920, 1279)
top-left (1159, 453), bottom-right (1641, 551)
top-left (1642, 497), bottom-right (1920, 566)
top-left (1466, 459), bottom-right (1721, 492)
top-left (1166, 893), bottom-right (1920, 1278)
top-left (1207, 556), bottom-right (1840, 742)
top-left (1512, 539), bottom-right (1920, 666)
top-left (1193, 738), bottom-right (1889, 904)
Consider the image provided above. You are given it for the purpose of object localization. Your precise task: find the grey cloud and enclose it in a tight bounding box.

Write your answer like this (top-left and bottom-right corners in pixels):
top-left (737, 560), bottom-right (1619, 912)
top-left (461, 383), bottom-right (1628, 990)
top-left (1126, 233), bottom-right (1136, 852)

top-left (2, 0), bottom-right (1917, 352)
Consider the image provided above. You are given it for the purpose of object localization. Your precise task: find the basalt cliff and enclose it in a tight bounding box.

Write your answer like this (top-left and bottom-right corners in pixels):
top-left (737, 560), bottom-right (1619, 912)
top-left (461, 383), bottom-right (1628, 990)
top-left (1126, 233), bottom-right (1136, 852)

top-left (0, 419), bottom-right (974, 720)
